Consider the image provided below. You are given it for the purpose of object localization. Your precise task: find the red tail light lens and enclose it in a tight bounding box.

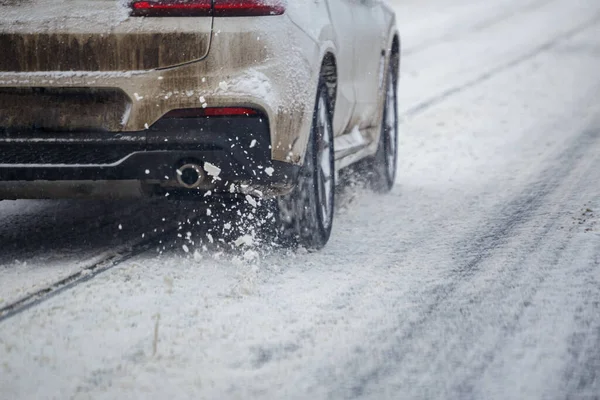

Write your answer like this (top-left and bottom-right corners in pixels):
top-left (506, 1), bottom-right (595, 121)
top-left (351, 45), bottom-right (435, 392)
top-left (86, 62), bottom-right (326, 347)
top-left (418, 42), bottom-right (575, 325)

top-left (130, 0), bottom-right (285, 17)
top-left (164, 107), bottom-right (258, 118)
top-left (130, 0), bottom-right (212, 17)
top-left (203, 107), bottom-right (259, 117)
top-left (214, 0), bottom-right (285, 16)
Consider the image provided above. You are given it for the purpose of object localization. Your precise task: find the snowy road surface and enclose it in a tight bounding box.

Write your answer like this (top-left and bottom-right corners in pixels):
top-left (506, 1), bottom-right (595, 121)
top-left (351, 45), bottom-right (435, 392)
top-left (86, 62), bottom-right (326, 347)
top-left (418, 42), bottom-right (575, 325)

top-left (1, 0), bottom-right (600, 398)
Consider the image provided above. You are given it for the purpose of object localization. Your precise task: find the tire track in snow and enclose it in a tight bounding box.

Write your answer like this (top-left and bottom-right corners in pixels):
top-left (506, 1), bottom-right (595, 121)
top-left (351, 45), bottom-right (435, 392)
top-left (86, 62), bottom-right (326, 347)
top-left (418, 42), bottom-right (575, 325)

top-left (0, 241), bottom-right (150, 322)
top-left (0, 201), bottom-right (228, 323)
top-left (342, 116), bottom-right (600, 398)
top-left (0, 198), bottom-right (180, 306)
top-left (559, 249), bottom-right (600, 398)
top-left (402, 0), bottom-right (551, 56)
top-left (451, 190), bottom-right (600, 396)
top-left (454, 125), bottom-right (600, 277)
top-left (402, 13), bottom-right (600, 118)
top-left (0, 212), bottom-right (182, 323)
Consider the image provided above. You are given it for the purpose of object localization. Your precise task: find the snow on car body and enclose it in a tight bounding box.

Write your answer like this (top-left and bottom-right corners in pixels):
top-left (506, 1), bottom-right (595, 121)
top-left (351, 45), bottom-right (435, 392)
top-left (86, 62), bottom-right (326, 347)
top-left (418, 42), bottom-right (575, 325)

top-left (0, 0), bottom-right (400, 248)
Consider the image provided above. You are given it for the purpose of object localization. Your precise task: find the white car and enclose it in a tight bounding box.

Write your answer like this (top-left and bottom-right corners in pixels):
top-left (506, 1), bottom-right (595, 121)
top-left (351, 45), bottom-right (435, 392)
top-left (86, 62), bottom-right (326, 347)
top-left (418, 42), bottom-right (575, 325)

top-left (0, 0), bottom-right (400, 248)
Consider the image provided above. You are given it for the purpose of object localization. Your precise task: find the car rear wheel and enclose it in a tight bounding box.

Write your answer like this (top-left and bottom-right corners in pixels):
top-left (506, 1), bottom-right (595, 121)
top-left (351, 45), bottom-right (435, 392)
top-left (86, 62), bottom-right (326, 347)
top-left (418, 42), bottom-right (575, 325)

top-left (271, 81), bottom-right (335, 250)
top-left (369, 61), bottom-right (399, 193)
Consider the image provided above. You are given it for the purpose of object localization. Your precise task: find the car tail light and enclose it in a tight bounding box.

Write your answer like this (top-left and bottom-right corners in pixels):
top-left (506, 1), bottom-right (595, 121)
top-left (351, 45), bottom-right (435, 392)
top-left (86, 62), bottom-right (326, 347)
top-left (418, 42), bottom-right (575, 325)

top-left (203, 107), bottom-right (259, 116)
top-left (130, 0), bottom-right (212, 17)
top-left (130, 0), bottom-right (285, 17)
top-left (163, 107), bottom-right (258, 118)
top-left (213, 0), bottom-right (285, 16)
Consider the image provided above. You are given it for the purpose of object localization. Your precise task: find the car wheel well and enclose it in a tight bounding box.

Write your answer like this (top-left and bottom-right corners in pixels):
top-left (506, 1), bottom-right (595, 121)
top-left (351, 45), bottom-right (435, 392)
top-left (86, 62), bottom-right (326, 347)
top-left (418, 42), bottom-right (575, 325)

top-left (320, 53), bottom-right (338, 116)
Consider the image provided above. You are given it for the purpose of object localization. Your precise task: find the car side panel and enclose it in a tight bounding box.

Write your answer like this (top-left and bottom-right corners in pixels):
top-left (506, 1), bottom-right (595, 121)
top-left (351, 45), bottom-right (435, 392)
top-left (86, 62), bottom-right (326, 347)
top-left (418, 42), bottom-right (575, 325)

top-left (288, 0), bottom-right (362, 139)
top-left (322, 0), bottom-right (357, 137)
top-left (350, 0), bottom-right (388, 131)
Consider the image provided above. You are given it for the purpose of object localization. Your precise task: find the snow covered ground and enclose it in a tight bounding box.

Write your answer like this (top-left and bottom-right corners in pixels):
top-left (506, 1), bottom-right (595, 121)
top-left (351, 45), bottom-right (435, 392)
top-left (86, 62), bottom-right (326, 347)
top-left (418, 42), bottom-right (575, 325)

top-left (2, 0), bottom-right (600, 398)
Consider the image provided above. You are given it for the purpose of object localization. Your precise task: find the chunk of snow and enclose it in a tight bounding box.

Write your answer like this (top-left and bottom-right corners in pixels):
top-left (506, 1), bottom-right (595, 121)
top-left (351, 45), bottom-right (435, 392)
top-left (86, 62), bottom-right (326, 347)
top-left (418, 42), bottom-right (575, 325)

top-left (204, 162), bottom-right (221, 177)
top-left (250, 139), bottom-right (257, 148)
top-left (234, 234), bottom-right (254, 247)
top-left (264, 167), bottom-right (274, 176)
top-left (246, 195), bottom-right (257, 208)
top-left (220, 69), bottom-right (274, 102)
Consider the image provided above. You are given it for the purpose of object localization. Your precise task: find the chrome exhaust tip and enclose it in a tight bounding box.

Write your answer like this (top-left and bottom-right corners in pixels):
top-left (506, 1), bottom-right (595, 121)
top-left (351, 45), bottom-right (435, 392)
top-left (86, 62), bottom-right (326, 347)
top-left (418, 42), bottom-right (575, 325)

top-left (175, 163), bottom-right (206, 189)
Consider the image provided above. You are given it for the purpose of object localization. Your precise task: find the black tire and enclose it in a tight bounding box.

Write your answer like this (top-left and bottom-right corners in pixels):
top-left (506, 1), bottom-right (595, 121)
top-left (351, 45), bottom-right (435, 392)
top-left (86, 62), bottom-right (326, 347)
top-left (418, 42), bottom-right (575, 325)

top-left (368, 57), bottom-right (399, 193)
top-left (271, 81), bottom-right (335, 250)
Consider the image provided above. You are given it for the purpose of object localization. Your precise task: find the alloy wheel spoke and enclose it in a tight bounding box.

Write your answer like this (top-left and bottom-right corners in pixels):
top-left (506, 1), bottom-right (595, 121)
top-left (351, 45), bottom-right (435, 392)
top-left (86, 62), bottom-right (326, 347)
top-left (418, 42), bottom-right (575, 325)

top-left (315, 95), bottom-right (333, 229)
top-left (385, 73), bottom-right (397, 180)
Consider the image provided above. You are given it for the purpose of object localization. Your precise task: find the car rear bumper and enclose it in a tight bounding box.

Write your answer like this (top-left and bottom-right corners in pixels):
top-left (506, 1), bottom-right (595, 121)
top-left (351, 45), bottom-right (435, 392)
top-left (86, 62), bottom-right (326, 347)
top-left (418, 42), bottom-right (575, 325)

top-left (0, 115), bottom-right (299, 198)
top-left (0, 15), bottom-right (319, 167)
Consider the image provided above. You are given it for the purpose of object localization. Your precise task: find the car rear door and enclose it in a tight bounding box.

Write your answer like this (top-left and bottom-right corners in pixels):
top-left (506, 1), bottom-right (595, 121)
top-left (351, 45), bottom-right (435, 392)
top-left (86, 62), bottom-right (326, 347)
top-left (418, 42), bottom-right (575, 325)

top-left (324, 0), bottom-right (357, 137)
top-left (0, 0), bottom-right (213, 72)
top-left (350, 0), bottom-right (386, 128)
